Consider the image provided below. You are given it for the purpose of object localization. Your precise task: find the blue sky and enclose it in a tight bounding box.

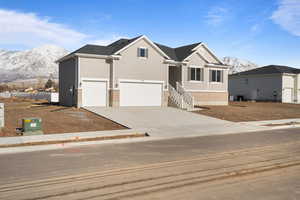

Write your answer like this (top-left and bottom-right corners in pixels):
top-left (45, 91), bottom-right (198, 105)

top-left (0, 0), bottom-right (299, 67)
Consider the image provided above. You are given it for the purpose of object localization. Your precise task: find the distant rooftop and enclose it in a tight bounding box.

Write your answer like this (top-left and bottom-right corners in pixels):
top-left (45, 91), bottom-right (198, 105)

top-left (231, 65), bottom-right (300, 76)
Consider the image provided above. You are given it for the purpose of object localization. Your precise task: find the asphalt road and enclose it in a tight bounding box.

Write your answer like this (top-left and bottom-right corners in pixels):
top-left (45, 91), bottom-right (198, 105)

top-left (1, 128), bottom-right (300, 199)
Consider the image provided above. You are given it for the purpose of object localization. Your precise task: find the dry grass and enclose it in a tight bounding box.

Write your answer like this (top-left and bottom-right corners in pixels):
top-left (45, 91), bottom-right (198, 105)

top-left (194, 101), bottom-right (300, 122)
top-left (0, 97), bottom-right (127, 137)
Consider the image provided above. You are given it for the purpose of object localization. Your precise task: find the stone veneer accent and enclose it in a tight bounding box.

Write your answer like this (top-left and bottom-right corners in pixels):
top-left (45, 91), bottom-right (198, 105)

top-left (190, 91), bottom-right (228, 105)
top-left (162, 91), bottom-right (169, 107)
top-left (76, 88), bottom-right (83, 108)
top-left (109, 89), bottom-right (120, 107)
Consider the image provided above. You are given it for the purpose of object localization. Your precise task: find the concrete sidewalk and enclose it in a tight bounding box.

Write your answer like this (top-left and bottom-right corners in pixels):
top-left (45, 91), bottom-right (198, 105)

top-left (241, 118), bottom-right (300, 129)
top-left (3, 108), bottom-right (298, 155)
top-left (85, 107), bottom-right (268, 138)
top-left (0, 128), bottom-right (148, 154)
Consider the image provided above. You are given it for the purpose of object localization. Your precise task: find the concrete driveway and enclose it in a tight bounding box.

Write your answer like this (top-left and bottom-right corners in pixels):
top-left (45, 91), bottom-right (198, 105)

top-left (85, 107), bottom-right (266, 138)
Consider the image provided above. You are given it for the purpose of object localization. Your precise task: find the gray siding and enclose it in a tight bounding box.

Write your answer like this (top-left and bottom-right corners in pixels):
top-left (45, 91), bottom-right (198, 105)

top-left (59, 58), bottom-right (77, 106)
top-left (229, 74), bottom-right (283, 101)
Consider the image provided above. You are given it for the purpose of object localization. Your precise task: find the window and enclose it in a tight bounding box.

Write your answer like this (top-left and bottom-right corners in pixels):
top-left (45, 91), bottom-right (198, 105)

top-left (209, 69), bottom-right (223, 82)
top-left (190, 67), bottom-right (204, 81)
top-left (245, 78), bottom-right (248, 84)
top-left (138, 47), bottom-right (148, 58)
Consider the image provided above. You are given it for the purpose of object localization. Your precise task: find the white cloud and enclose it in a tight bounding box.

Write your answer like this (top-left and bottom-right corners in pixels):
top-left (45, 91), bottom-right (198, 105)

top-left (271, 0), bottom-right (300, 36)
top-left (0, 9), bottom-right (88, 49)
top-left (251, 24), bottom-right (260, 32)
top-left (205, 6), bottom-right (229, 26)
top-left (89, 35), bottom-right (127, 46)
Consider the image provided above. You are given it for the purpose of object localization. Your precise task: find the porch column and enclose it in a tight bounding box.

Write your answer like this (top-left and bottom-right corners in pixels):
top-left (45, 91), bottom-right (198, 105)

top-left (109, 59), bottom-right (119, 107)
top-left (181, 64), bottom-right (185, 86)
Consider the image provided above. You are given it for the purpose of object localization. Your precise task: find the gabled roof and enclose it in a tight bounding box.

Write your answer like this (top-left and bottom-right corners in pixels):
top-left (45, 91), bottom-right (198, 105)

top-left (106, 36), bottom-right (142, 54)
top-left (73, 44), bottom-right (111, 55)
top-left (231, 65), bottom-right (300, 76)
top-left (62, 35), bottom-right (218, 63)
top-left (174, 42), bottom-right (202, 61)
top-left (154, 42), bottom-right (202, 61)
top-left (154, 43), bottom-right (178, 61)
top-left (73, 36), bottom-right (142, 56)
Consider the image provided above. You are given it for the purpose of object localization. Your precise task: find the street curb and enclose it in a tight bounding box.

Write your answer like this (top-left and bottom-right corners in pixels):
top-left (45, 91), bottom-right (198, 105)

top-left (0, 128), bottom-right (147, 146)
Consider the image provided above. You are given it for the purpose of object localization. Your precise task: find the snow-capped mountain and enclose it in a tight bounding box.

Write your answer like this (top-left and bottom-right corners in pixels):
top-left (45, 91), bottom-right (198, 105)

top-left (0, 45), bottom-right (68, 83)
top-left (223, 57), bottom-right (259, 74)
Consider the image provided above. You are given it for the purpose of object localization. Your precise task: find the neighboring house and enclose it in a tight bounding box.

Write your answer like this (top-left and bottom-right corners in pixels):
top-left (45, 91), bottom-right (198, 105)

top-left (229, 65), bottom-right (300, 103)
top-left (57, 35), bottom-right (229, 108)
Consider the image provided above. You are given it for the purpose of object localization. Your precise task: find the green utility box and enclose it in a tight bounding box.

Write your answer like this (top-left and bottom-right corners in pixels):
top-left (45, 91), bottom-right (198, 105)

top-left (22, 118), bottom-right (43, 136)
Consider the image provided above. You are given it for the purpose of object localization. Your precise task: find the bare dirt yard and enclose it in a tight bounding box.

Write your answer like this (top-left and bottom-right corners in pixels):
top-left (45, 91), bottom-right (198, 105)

top-left (0, 97), bottom-right (126, 137)
top-left (195, 101), bottom-right (300, 122)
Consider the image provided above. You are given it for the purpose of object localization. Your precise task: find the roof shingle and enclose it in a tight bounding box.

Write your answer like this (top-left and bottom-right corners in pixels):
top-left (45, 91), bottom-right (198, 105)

top-left (71, 36), bottom-right (204, 62)
top-left (231, 65), bottom-right (300, 76)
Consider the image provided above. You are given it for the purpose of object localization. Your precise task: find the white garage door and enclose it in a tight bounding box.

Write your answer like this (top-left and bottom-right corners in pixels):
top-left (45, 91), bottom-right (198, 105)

top-left (282, 88), bottom-right (293, 103)
top-left (120, 82), bottom-right (162, 106)
top-left (82, 80), bottom-right (107, 107)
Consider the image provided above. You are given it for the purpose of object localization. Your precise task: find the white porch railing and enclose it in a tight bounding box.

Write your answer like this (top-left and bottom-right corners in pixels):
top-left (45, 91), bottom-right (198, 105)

top-left (169, 84), bottom-right (184, 109)
top-left (169, 83), bottom-right (194, 111)
top-left (176, 82), bottom-right (194, 110)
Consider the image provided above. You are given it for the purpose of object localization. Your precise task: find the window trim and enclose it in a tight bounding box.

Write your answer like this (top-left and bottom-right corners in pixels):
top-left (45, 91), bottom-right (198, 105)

top-left (209, 69), bottom-right (223, 83)
top-left (189, 66), bottom-right (204, 82)
top-left (138, 47), bottom-right (148, 58)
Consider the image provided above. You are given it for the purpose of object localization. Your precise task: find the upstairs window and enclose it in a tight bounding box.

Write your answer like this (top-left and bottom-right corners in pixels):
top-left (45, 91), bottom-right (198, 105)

top-left (209, 69), bottom-right (223, 82)
top-left (138, 47), bottom-right (148, 58)
top-left (190, 67), bottom-right (204, 81)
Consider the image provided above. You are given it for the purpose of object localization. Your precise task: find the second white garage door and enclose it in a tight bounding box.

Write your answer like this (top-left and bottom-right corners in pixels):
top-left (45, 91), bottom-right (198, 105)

top-left (120, 82), bottom-right (162, 106)
top-left (82, 80), bottom-right (107, 107)
top-left (282, 88), bottom-right (293, 103)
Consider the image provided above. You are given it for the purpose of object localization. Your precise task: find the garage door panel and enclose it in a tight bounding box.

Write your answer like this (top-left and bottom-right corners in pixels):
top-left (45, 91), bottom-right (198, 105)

top-left (82, 81), bottom-right (107, 107)
top-left (120, 82), bottom-right (162, 106)
top-left (282, 88), bottom-right (293, 103)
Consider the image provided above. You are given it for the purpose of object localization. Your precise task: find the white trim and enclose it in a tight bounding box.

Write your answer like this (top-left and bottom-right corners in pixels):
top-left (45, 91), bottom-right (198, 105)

top-left (191, 43), bottom-right (203, 51)
top-left (55, 54), bottom-right (75, 63)
top-left (208, 67), bottom-right (226, 71)
top-left (119, 79), bottom-right (164, 84)
top-left (188, 80), bottom-right (204, 83)
top-left (113, 35), bottom-right (171, 59)
top-left (77, 57), bottom-right (81, 89)
top-left (181, 65), bottom-right (184, 86)
top-left (137, 46), bottom-right (148, 59)
top-left (164, 59), bottom-right (188, 66)
top-left (183, 43), bottom-right (223, 65)
top-left (209, 69), bottom-right (224, 83)
top-left (205, 63), bottom-right (228, 69)
top-left (81, 78), bottom-right (109, 107)
top-left (189, 65), bottom-right (204, 82)
top-left (209, 82), bottom-right (223, 84)
top-left (118, 79), bottom-right (167, 91)
top-left (111, 59), bottom-right (115, 90)
top-left (190, 65), bottom-right (204, 68)
top-left (196, 52), bottom-right (209, 63)
top-left (75, 53), bottom-right (121, 60)
top-left (201, 43), bottom-right (224, 64)
top-left (283, 73), bottom-right (298, 76)
top-left (56, 53), bottom-right (121, 63)
top-left (81, 78), bottom-right (109, 82)
top-left (183, 50), bottom-right (198, 61)
top-left (185, 89), bottom-right (227, 93)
